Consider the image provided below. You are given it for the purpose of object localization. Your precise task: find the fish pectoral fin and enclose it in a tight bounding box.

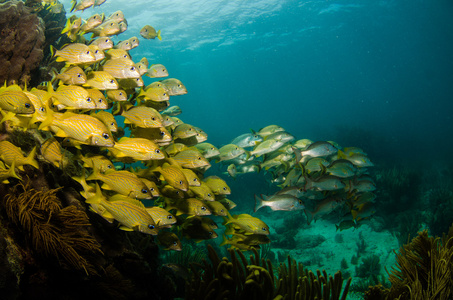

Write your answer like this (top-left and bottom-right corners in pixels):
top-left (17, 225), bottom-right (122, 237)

top-left (100, 183), bottom-right (112, 190)
top-left (119, 225), bottom-right (134, 231)
top-left (54, 129), bottom-right (68, 138)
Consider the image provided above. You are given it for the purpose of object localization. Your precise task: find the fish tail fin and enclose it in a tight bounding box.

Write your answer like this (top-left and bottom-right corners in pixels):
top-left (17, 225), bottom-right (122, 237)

top-left (254, 194), bottom-right (265, 212)
top-left (50, 45), bottom-right (57, 58)
top-left (335, 224), bottom-right (340, 231)
top-left (157, 30), bottom-right (162, 41)
top-left (61, 18), bottom-right (72, 34)
top-left (25, 147), bottom-right (39, 169)
top-left (8, 161), bottom-right (21, 181)
top-left (85, 183), bottom-right (104, 204)
top-left (219, 234), bottom-right (229, 247)
top-left (304, 209), bottom-right (314, 225)
top-left (38, 103), bottom-right (54, 131)
top-left (86, 165), bottom-right (102, 181)
top-left (70, 0), bottom-right (77, 13)
top-left (49, 67), bottom-right (59, 85)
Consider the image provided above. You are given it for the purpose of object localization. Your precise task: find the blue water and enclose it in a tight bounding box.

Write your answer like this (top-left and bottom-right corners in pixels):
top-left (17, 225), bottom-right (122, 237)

top-left (63, 0), bottom-right (453, 166)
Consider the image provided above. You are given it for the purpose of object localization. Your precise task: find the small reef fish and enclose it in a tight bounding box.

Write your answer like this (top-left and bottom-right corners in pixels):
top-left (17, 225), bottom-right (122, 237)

top-left (203, 176), bottom-right (231, 195)
top-left (51, 43), bottom-right (96, 65)
top-left (84, 71), bottom-right (118, 90)
top-left (157, 231), bottom-right (182, 251)
top-left (109, 137), bottom-right (165, 161)
top-left (0, 90), bottom-right (35, 114)
top-left (140, 25), bottom-right (162, 40)
top-left (152, 164), bottom-right (189, 192)
top-left (50, 66), bottom-right (87, 85)
top-left (147, 64), bottom-right (168, 78)
top-left (165, 197), bottom-right (212, 216)
top-left (90, 37), bottom-right (114, 50)
top-left (122, 106), bottom-right (163, 128)
top-left (87, 169), bottom-right (152, 199)
top-left (181, 217), bottom-right (218, 241)
top-left (254, 194), bottom-right (304, 212)
top-left (90, 110), bottom-right (118, 133)
top-left (224, 213), bottom-right (270, 235)
top-left (102, 58), bottom-right (141, 79)
top-left (0, 141), bottom-right (39, 170)
top-left (106, 89), bottom-right (127, 101)
top-left (159, 78), bottom-right (187, 95)
top-left (86, 185), bottom-right (158, 235)
top-left (145, 207), bottom-right (176, 228)
top-left (231, 132), bottom-right (263, 148)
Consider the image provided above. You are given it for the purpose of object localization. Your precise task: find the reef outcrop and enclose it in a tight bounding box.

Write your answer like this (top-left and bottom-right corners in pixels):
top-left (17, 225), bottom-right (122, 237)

top-left (0, 0), bottom-right (45, 87)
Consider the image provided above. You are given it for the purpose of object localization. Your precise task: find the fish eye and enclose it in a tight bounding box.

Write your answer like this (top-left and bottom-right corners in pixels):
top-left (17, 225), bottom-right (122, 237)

top-left (207, 193), bottom-right (211, 197)
top-left (163, 69), bottom-right (166, 72)
top-left (211, 147), bottom-right (214, 150)
top-left (39, 107), bottom-right (45, 112)
top-left (110, 79), bottom-right (115, 84)
top-left (110, 122), bottom-right (115, 126)
top-left (208, 231), bottom-right (213, 235)
top-left (198, 157), bottom-right (201, 160)
top-left (262, 227), bottom-right (267, 231)
top-left (77, 73), bottom-right (82, 77)
top-left (178, 84), bottom-right (181, 87)
top-left (95, 50), bottom-right (99, 54)
top-left (193, 179), bottom-right (198, 182)
top-left (173, 241), bottom-right (177, 245)
top-left (110, 22), bottom-right (114, 26)
top-left (141, 188), bottom-right (148, 194)
top-left (25, 103), bottom-right (31, 108)
top-left (131, 67), bottom-right (136, 71)
top-left (107, 164), bottom-right (112, 168)
top-left (151, 117), bottom-right (155, 120)
top-left (105, 39), bottom-right (109, 42)
top-left (167, 215), bottom-right (173, 219)
top-left (86, 97), bottom-right (92, 102)
top-left (160, 131), bottom-right (165, 136)
top-left (223, 187), bottom-right (227, 190)
top-left (155, 149), bottom-right (160, 153)
top-left (188, 128), bottom-right (192, 131)
top-left (201, 206), bottom-right (206, 211)
top-left (148, 224), bottom-right (155, 229)
top-left (150, 187), bottom-right (155, 191)
top-left (119, 92), bottom-right (123, 95)
top-left (163, 93), bottom-right (167, 96)
top-left (220, 209), bottom-right (224, 213)
top-left (102, 133), bottom-right (109, 139)
top-left (179, 180), bottom-right (183, 185)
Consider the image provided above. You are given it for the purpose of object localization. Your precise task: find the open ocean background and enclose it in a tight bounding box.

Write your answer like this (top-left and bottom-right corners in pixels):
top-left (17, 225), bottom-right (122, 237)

top-left (59, 0), bottom-right (453, 215)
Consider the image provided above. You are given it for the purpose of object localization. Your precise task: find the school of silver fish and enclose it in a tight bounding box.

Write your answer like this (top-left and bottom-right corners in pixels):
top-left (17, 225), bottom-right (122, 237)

top-left (224, 125), bottom-right (376, 231)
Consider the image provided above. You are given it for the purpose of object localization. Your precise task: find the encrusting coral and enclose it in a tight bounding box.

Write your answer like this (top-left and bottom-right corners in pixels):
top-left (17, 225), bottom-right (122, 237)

top-left (0, 0), bottom-right (45, 87)
top-left (186, 244), bottom-right (351, 300)
top-left (3, 179), bottom-right (103, 275)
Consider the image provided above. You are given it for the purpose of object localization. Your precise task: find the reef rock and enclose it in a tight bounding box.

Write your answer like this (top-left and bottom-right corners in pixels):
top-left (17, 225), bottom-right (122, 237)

top-left (0, 0), bottom-right (45, 86)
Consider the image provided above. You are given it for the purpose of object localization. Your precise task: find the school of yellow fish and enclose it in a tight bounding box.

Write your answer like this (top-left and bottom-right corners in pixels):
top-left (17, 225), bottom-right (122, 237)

top-left (0, 0), bottom-right (271, 252)
top-left (223, 126), bottom-right (377, 231)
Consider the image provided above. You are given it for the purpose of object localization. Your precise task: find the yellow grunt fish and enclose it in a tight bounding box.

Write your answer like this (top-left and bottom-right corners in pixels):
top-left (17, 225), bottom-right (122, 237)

top-left (203, 176), bottom-right (231, 195)
top-left (40, 137), bottom-right (66, 168)
top-left (50, 43), bottom-right (96, 65)
top-left (160, 78), bottom-right (187, 96)
top-left (122, 106), bottom-right (163, 128)
top-left (51, 66), bottom-right (87, 85)
top-left (156, 231), bottom-right (181, 251)
top-left (79, 154), bottom-right (114, 173)
top-left (87, 169), bottom-right (152, 199)
top-left (147, 64), bottom-right (168, 78)
top-left (102, 58), bottom-right (141, 79)
top-left (40, 111), bottom-right (115, 147)
top-left (128, 36), bottom-right (140, 49)
top-left (106, 89), bottom-right (128, 101)
top-left (50, 85), bottom-right (96, 110)
top-left (153, 164), bottom-right (189, 192)
top-left (91, 110), bottom-right (118, 133)
top-left (172, 150), bottom-right (211, 169)
top-left (145, 207), bottom-right (176, 228)
top-left (137, 86), bottom-right (169, 102)
top-left (140, 25), bottom-right (161, 40)
top-left (86, 185), bottom-right (158, 235)
top-left (108, 137), bottom-right (165, 161)
top-left (90, 37), bottom-right (114, 50)
top-left (0, 90), bottom-right (35, 114)
top-left (84, 71), bottom-right (119, 90)
top-left (0, 141), bottom-right (39, 171)
top-left (86, 89), bottom-right (108, 110)
top-left (165, 197), bottom-right (211, 216)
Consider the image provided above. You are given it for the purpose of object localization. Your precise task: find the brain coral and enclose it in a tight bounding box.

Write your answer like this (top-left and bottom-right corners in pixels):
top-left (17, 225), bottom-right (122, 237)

top-left (0, 0), bottom-right (45, 86)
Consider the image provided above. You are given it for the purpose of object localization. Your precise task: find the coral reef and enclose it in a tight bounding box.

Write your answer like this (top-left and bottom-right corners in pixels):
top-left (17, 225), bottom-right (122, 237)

top-left (0, 0), bottom-right (45, 86)
top-left (186, 244), bottom-right (351, 300)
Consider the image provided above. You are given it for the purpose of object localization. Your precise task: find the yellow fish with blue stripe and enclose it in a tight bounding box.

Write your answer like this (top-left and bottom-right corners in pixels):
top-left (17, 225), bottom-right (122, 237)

top-left (0, 141), bottom-right (39, 171)
top-left (122, 106), bottom-right (164, 128)
top-left (84, 71), bottom-right (119, 90)
top-left (39, 110), bottom-right (115, 147)
top-left (50, 43), bottom-right (96, 65)
top-left (86, 184), bottom-right (158, 235)
top-left (49, 85), bottom-right (96, 110)
top-left (108, 137), bottom-right (165, 161)
top-left (87, 169), bottom-right (152, 199)
top-left (0, 89), bottom-right (35, 114)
